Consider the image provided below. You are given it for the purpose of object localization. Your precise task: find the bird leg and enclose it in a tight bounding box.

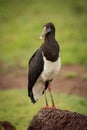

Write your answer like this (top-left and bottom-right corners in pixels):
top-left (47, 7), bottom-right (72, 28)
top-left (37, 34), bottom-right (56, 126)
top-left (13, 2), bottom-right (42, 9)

top-left (43, 85), bottom-right (49, 108)
top-left (44, 91), bottom-right (49, 108)
top-left (48, 85), bottom-right (55, 108)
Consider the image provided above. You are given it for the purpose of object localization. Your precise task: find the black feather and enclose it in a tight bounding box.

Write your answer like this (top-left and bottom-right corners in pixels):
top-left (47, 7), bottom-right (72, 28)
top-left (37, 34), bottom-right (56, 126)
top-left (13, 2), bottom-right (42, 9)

top-left (28, 48), bottom-right (44, 102)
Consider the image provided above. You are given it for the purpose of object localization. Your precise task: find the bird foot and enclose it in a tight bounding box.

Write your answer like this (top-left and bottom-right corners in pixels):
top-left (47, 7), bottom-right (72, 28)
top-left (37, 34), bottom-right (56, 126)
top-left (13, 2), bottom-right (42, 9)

top-left (44, 105), bottom-right (50, 108)
top-left (50, 105), bottom-right (56, 108)
top-left (44, 105), bottom-right (56, 109)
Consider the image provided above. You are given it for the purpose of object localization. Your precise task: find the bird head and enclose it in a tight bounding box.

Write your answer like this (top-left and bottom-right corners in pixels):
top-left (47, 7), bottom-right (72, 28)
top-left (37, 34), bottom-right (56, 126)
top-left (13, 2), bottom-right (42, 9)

top-left (39, 22), bottom-right (55, 40)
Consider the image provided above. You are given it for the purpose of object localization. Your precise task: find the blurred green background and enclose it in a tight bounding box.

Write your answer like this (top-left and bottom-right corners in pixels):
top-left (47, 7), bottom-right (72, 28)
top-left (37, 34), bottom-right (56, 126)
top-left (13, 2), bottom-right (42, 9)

top-left (0, 0), bottom-right (87, 129)
top-left (0, 0), bottom-right (87, 70)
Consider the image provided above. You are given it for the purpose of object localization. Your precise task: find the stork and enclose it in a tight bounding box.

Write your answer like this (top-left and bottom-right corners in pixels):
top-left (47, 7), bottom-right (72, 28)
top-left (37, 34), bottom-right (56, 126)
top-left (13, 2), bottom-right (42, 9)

top-left (28, 22), bottom-right (61, 107)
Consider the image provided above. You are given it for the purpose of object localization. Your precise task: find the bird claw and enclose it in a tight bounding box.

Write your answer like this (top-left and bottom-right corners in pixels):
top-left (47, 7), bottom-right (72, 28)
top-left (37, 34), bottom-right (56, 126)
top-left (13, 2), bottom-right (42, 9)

top-left (44, 105), bottom-right (56, 109)
top-left (44, 105), bottom-right (50, 108)
top-left (50, 105), bottom-right (56, 108)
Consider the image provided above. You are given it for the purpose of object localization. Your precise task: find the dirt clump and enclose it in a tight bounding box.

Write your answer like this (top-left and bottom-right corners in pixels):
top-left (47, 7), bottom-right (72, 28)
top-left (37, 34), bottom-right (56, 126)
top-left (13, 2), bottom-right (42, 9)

top-left (0, 121), bottom-right (15, 130)
top-left (27, 108), bottom-right (87, 130)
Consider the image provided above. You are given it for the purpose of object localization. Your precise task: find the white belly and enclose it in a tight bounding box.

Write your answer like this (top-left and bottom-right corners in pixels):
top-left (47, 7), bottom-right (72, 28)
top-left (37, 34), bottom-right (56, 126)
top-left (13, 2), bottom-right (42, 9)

top-left (32, 53), bottom-right (61, 102)
top-left (41, 54), bottom-right (61, 81)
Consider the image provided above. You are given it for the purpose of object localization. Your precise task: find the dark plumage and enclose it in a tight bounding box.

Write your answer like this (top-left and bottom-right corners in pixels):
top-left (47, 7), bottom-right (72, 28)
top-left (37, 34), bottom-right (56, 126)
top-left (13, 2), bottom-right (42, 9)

top-left (28, 49), bottom-right (44, 103)
top-left (28, 22), bottom-right (61, 105)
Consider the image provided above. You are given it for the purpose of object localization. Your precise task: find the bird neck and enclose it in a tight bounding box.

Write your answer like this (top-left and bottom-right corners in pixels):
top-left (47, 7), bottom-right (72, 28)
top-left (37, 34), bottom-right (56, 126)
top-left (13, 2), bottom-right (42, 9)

top-left (44, 33), bottom-right (55, 43)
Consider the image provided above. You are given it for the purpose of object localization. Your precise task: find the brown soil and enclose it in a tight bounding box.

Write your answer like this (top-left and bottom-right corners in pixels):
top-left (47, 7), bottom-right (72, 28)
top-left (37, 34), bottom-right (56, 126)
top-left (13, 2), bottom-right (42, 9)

top-left (27, 108), bottom-right (87, 130)
top-left (0, 65), bottom-right (87, 97)
top-left (0, 121), bottom-right (15, 130)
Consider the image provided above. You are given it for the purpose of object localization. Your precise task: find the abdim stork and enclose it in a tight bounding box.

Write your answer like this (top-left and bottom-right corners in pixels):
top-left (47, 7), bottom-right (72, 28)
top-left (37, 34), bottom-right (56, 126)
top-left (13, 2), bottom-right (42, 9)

top-left (28, 22), bottom-right (61, 107)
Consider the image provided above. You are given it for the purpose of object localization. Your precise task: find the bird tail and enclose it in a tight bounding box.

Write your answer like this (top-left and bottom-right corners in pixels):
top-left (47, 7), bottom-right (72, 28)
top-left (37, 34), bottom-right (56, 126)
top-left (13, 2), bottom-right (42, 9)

top-left (29, 81), bottom-right (45, 103)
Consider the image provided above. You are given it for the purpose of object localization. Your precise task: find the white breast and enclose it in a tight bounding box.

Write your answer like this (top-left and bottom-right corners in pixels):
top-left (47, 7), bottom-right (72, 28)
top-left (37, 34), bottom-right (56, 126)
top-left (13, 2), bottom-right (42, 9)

top-left (41, 53), bottom-right (61, 81)
top-left (32, 53), bottom-right (61, 102)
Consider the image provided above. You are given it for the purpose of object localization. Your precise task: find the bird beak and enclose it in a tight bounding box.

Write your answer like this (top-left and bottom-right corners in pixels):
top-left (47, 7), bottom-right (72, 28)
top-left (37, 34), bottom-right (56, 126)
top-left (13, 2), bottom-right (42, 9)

top-left (39, 26), bottom-right (51, 40)
top-left (39, 26), bottom-right (46, 40)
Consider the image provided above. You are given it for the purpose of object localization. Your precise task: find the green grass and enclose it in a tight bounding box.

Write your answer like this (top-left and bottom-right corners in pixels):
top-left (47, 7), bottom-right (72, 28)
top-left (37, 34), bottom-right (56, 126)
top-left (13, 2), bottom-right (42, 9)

top-left (0, 89), bottom-right (87, 130)
top-left (63, 72), bottom-right (78, 79)
top-left (0, 0), bottom-right (87, 72)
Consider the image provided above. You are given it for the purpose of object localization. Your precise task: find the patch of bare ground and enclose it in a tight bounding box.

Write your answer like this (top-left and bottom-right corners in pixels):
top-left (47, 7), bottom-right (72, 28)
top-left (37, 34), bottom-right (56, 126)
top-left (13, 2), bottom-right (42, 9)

top-left (0, 65), bottom-right (87, 97)
top-left (52, 65), bottom-right (87, 97)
